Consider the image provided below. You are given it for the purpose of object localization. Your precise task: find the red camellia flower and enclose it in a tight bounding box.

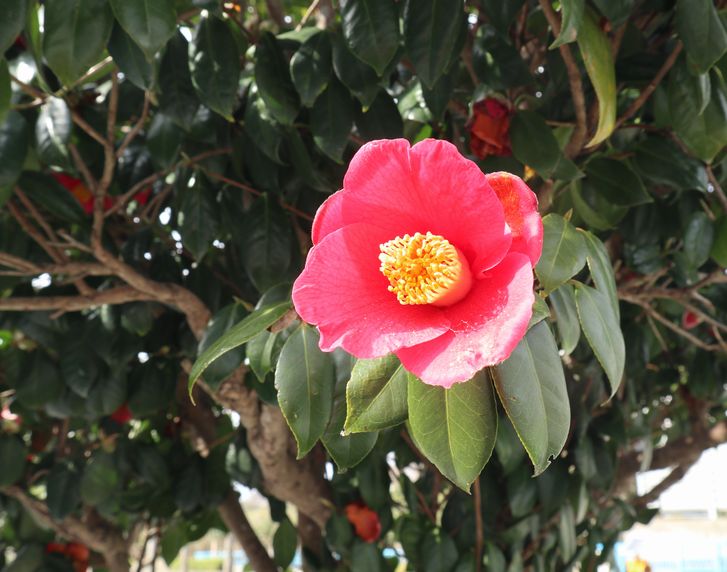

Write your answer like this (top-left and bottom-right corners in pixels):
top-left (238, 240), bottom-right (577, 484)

top-left (52, 173), bottom-right (114, 215)
top-left (292, 139), bottom-right (542, 387)
top-left (344, 502), bottom-right (381, 543)
top-left (681, 310), bottom-right (701, 330)
top-left (467, 98), bottom-right (512, 159)
top-left (46, 542), bottom-right (89, 572)
top-left (110, 403), bottom-right (133, 425)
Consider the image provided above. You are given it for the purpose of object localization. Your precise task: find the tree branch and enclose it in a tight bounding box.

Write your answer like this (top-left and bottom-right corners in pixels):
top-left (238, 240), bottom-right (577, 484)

top-left (614, 41), bottom-right (683, 130)
top-left (177, 381), bottom-right (278, 572)
top-left (1, 486), bottom-right (129, 572)
top-left (538, 0), bottom-right (588, 156)
top-left (0, 286), bottom-right (153, 312)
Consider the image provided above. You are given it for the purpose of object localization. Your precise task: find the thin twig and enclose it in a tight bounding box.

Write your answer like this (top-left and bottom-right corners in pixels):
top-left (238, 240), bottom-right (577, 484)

top-left (202, 170), bottom-right (315, 221)
top-left (615, 42), bottom-right (683, 129)
top-left (116, 92), bottom-right (151, 159)
top-left (538, 0), bottom-right (588, 156)
top-left (706, 164), bottom-right (727, 214)
top-left (296, 0), bottom-right (320, 31)
top-left (105, 148), bottom-right (232, 218)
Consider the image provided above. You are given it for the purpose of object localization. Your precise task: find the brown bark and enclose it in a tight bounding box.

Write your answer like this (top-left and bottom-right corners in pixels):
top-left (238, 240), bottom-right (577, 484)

top-left (2, 486), bottom-right (129, 572)
top-left (215, 375), bottom-right (333, 528)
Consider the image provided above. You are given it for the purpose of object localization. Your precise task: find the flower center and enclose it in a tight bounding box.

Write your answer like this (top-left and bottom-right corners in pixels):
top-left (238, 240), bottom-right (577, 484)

top-left (379, 232), bottom-right (472, 307)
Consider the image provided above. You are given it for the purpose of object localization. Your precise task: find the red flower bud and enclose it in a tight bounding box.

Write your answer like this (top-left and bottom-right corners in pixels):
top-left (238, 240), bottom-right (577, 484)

top-left (344, 502), bottom-right (381, 543)
top-left (467, 98), bottom-right (512, 159)
top-left (681, 311), bottom-right (701, 330)
top-left (110, 403), bottom-right (133, 425)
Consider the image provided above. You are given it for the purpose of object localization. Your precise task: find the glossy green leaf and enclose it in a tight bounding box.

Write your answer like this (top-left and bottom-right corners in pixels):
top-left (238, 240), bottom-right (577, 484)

top-left (407, 370), bottom-right (497, 491)
top-left (276, 324), bottom-right (336, 457)
top-left (80, 454), bottom-right (119, 505)
top-left (243, 91), bottom-right (283, 163)
top-left (161, 520), bottom-right (188, 565)
top-left (177, 178), bottom-right (219, 261)
top-left (355, 90), bottom-right (404, 140)
top-left (574, 283), bottom-right (625, 396)
top-left (86, 372), bottom-right (126, 416)
top-left (422, 531), bottom-right (458, 572)
top-left (0, 60), bottom-right (10, 126)
top-left (676, 0), bottom-right (727, 73)
top-left (0, 0), bottom-right (27, 54)
top-left (273, 518), bottom-right (298, 569)
top-left (535, 214), bottom-right (587, 294)
top-left (630, 136), bottom-right (708, 192)
top-left (189, 301), bottom-right (291, 390)
top-left (291, 31), bottom-right (332, 107)
top-left (479, 0), bottom-right (525, 32)
top-left (579, 229), bottom-right (620, 318)
top-left (255, 32), bottom-right (300, 125)
top-left (492, 321), bottom-right (570, 475)
top-left (683, 211), bottom-right (715, 268)
top-left (711, 217), bottom-right (727, 266)
top-left (158, 32), bottom-right (200, 129)
top-left (43, 0), bottom-right (113, 85)
top-left (549, 284), bottom-right (580, 355)
top-left (107, 23), bottom-right (154, 90)
top-left (197, 304), bottom-right (248, 388)
top-left (18, 172), bottom-right (86, 223)
top-left (591, 0), bottom-right (633, 26)
top-left (340, 0), bottom-right (399, 76)
top-left (246, 330), bottom-right (280, 382)
top-left (551, 0), bottom-right (584, 48)
top-left (510, 111), bottom-right (561, 177)
top-left (147, 113), bottom-right (183, 170)
top-left (668, 59), bottom-right (727, 163)
top-left (584, 157), bottom-right (651, 206)
top-left (109, 0), bottom-right (177, 60)
top-left (311, 79), bottom-right (354, 162)
top-left (17, 353), bottom-right (64, 409)
top-left (331, 33), bottom-right (380, 110)
top-left (0, 436), bottom-right (25, 486)
top-left (240, 195), bottom-right (293, 291)
top-left (529, 296), bottom-right (551, 329)
top-left (190, 15), bottom-right (240, 120)
top-left (576, 10), bottom-right (616, 146)
top-left (46, 464), bottom-right (81, 520)
top-left (0, 111), bottom-right (30, 190)
top-left (35, 97), bottom-right (71, 167)
top-left (323, 390), bottom-right (378, 471)
top-left (571, 179), bottom-right (628, 231)
top-left (558, 503), bottom-right (577, 561)
top-left (403, 0), bottom-right (465, 88)
top-left (344, 355), bottom-right (408, 433)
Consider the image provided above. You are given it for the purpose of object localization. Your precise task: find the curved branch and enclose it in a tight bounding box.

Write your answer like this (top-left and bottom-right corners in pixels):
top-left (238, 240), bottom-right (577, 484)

top-left (2, 486), bottom-right (129, 572)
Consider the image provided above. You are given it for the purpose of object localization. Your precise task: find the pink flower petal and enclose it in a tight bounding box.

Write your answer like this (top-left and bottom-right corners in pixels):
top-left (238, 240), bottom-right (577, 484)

top-left (311, 139), bottom-right (512, 272)
top-left (396, 253), bottom-right (534, 387)
top-left (293, 223), bottom-right (450, 358)
top-left (485, 172), bottom-right (543, 265)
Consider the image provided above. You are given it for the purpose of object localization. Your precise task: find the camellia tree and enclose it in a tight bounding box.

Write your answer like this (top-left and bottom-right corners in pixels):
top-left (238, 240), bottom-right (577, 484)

top-left (1, 0), bottom-right (727, 571)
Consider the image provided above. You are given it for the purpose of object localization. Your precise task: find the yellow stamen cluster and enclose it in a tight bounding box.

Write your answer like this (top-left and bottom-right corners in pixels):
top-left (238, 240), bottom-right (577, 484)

top-left (379, 232), bottom-right (464, 305)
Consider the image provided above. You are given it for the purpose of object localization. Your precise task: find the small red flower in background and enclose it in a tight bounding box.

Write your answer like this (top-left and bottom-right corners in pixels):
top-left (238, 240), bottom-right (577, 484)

top-left (134, 187), bottom-right (152, 206)
top-left (681, 310), bottom-right (701, 330)
top-left (46, 542), bottom-right (89, 572)
top-left (293, 139), bottom-right (542, 387)
top-left (467, 98), bottom-right (513, 159)
top-left (345, 502), bottom-right (381, 543)
top-left (52, 173), bottom-right (114, 215)
top-left (110, 403), bottom-right (133, 425)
